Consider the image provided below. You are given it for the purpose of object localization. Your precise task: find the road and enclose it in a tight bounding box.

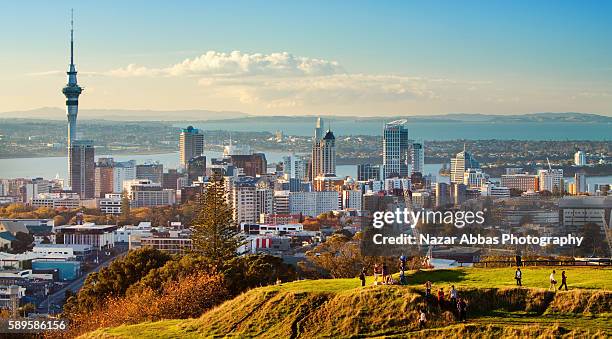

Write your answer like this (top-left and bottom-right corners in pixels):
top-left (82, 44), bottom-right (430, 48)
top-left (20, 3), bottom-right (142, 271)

top-left (38, 247), bottom-right (127, 313)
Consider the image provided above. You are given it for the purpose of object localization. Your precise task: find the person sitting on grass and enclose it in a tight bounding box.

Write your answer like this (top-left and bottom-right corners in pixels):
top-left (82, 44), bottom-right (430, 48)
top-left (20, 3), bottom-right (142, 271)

top-left (418, 309), bottom-right (427, 329)
top-left (425, 280), bottom-right (432, 297)
top-left (515, 267), bottom-right (522, 286)
top-left (549, 270), bottom-right (557, 291)
top-left (457, 298), bottom-right (467, 322)
top-left (559, 270), bottom-right (568, 291)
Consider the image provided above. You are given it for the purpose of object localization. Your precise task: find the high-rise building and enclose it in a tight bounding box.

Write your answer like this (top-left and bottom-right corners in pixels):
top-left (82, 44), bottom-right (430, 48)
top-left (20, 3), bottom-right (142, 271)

top-left (450, 146), bottom-right (480, 184)
top-left (463, 168), bottom-right (489, 188)
top-left (69, 140), bottom-right (95, 199)
top-left (382, 120), bottom-right (409, 179)
top-left (538, 169), bottom-right (564, 193)
top-left (283, 155), bottom-right (307, 180)
top-left (574, 171), bottom-right (587, 194)
top-left (309, 118), bottom-right (336, 178)
top-left (229, 154), bottom-right (267, 177)
top-left (411, 142), bottom-right (424, 174)
top-left (357, 164), bottom-right (381, 181)
top-left (123, 179), bottom-right (176, 207)
top-left (187, 155), bottom-right (207, 184)
top-left (500, 173), bottom-right (539, 192)
top-left (95, 158), bottom-right (115, 198)
top-left (321, 130), bottom-right (336, 176)
top-left (574, 150), bottom-right (586, 167)
top-left (179, 126), bottom-right (204, 168)
top-left (136, 163), bottom-right (163, 184)
top-left (113, 160), bottom-right (136, 193)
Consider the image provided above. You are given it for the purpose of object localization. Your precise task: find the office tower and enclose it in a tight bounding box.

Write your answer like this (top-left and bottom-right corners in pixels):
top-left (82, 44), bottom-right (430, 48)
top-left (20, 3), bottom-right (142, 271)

top-left (450, 146), bottom-right (480, 184)
top-left (574, 150), bottom-right (586, 167)
top-left (357, 164), bottom-right (381, 181)
top-left (321, 130), bottom-right (336, 176)
top-left (229, 153), bottom-right (267, 177)
top-left (310, 117), bottom-right (324, 179)
top-left (283, 155), bottom-right (307, 180)
top-left (309, 117), bottom-right (336, 179)
top-left (411, 141), bottom-right (424, 174)
top-left (451, 182), bottom-right (467, 206)
top-left (70, 140), bottom-right (95, 199)
top-left (187, 155), bottom-right (207, 183)
top-left (382, 120), bottom-right (409, 179)
top-left (538, 169), bottom-right (564, 193)
top-left (256, 180), bottom-right (274, 216)
top-left (229, 177), bottom-right (258, 224)
top-left (463, 168), bottom-right (489, 188)
top-left (163, 169), bottom-right (184, 190)
top-left (574, 171), bottom-right (587, 194)
top-left (136, 162), bottom-right (164, 184)
top-left (123, 179), bottom-right (176, 207)
top-left (500, 173), bottom-right (539, 192)
top-left (179, 126), bottom-right (204, 168)
top-left (434, 182), bottom-right (449, 207)
top-left (95, 158), bottom-right (115, 198)
top-left (113, 160), bottom-right (136, 193)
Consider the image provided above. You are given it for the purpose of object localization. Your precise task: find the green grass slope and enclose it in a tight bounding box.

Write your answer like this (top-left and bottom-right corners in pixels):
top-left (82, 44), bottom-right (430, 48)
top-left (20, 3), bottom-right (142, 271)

top-left (83, 267), bottom-right (612, 338)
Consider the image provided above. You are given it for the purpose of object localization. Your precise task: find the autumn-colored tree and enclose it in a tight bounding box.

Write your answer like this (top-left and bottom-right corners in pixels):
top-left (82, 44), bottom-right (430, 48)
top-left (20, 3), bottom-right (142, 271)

top-left (191, 175), bottom-right (242, 264)
top-left (306, 234), bottom-right (362, 278)
top-left (63, 272), bottom-right (228, 338)
top-left (63, 247), bottom-right (172, 315)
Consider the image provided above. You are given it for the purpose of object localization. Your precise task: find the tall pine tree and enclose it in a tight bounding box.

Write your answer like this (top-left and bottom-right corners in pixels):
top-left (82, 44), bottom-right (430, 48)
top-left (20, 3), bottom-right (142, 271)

top-left (192, 175), bottom-right (242, 264)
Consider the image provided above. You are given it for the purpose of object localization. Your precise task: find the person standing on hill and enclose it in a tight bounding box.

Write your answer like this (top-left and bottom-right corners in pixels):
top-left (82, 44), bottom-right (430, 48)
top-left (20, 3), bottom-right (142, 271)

top-left (457, 298), bottom-right (467, 321)
top-left (515, 267), bottom-right (522, 286)
top-left (549, 270), bottom-right (557, 291)
top-left (437, 288), bottom-right (445, 308)
top-left (373, 263), bottom-right (380, 284)
top-left (425, 280), bottom-right (432, 297)
top-left (450, 285), bottom-right (458, 305)
top-left (359, 267), bottom-right (367, 287)
top-left (559, 271), bottom-right (568, 291)
top-left (382, 263), bottom-right (389, 284)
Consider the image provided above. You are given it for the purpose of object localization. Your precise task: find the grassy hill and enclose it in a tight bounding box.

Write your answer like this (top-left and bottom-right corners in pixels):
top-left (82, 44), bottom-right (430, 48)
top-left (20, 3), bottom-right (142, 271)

top-left (83, 267), bottom-right (612, 338)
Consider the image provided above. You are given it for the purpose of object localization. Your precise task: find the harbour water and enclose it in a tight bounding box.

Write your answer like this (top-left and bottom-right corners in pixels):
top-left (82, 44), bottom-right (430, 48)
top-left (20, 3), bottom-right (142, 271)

top-left (0, 152), bottom-right (610, 187)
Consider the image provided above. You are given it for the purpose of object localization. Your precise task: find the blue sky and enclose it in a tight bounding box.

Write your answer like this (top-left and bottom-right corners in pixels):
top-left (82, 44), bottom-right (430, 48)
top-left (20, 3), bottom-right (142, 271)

top-left (1, 1), bottom-right (611, 116)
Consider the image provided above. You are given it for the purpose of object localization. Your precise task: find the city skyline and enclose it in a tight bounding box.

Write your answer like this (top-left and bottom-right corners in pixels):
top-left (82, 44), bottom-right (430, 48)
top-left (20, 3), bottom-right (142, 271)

top-left (1, 1), bottom-right (611, 117)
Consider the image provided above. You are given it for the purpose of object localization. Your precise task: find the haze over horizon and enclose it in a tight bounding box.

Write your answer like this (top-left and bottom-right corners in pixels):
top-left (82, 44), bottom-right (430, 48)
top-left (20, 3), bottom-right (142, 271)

top-left (1, 1), bottom-right (611, 117)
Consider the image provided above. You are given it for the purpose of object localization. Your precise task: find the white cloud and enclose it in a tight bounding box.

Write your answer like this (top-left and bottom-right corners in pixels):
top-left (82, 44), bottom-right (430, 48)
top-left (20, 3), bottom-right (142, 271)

top-left (28, 50), bottom-right (490, 110)
top-left (109, 50), bottom-right (344, 77)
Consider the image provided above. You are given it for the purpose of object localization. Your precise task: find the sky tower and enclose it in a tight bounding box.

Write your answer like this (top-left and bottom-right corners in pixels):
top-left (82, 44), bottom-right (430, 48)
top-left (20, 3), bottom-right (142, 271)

top-left (62, 9), bottom-right (82, 147)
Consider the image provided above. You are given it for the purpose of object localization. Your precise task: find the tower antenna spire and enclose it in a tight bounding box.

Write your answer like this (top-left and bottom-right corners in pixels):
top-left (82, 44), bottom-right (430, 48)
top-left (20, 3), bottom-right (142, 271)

top-left (70, 9), bottom-right (74, 65)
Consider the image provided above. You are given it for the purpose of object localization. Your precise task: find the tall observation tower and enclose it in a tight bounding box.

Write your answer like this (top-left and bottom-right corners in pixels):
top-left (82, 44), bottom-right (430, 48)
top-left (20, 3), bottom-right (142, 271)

top-left (61, 10), bottom-right (94, 198)
top-left (62, 9), bottom-right (82, 147)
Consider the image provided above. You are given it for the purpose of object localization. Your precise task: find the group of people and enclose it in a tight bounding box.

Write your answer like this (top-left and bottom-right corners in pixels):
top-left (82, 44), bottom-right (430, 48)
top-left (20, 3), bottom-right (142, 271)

top-left (419, 282), bottom-right (468, 328)
top-left (360, 256), bottom-right (410, 287)
top-left (515, 268), bottom-right (569, 291)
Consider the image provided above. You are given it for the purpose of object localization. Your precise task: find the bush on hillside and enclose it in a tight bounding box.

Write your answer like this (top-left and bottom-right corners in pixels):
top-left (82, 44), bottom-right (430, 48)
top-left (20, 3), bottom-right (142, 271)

top-left (62, 272), bottom-right (228, 338)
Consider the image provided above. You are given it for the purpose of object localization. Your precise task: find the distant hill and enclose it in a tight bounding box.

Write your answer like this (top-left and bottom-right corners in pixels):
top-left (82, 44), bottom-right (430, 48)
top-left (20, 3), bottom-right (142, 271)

top-left (1, 108), bottom-right (611, 123)
top-left (0, 107), bottom-right (249, 121)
